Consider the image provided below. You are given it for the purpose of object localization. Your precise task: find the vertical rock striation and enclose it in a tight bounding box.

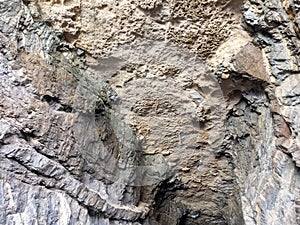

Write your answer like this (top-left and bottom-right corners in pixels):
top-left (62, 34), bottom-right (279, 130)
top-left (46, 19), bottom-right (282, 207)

top-left (1, 0), bottom-right (300, 224)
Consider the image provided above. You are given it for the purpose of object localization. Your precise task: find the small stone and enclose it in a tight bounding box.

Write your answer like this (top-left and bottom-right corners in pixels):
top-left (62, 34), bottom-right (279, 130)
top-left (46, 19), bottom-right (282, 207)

top-left (189, 89), bottom-right (204, 103)
top-left (162, 150), bottom-right (171, 156)
top-left (270, 76), bottom-right (276, 83)
top-left (138, 135), bottom-right (145, 141)
top-left (77, 48), bottom-right (85, 56)
top-left (181, 167), bottom-right (190, 172)
top-left (168, 162), bottom-right (177, 168)
top-left (221, 73), bottom-right (230, 79)
top-left (143, 150), bottom-right (156, 155)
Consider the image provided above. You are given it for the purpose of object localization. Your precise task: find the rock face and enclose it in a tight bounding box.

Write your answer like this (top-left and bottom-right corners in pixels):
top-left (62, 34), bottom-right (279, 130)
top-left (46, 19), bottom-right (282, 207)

top-left (1, 0), bottom-right (300, 224)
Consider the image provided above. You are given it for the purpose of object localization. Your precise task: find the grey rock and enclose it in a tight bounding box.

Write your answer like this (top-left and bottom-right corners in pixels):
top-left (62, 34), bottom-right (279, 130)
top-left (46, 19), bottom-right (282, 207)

top-left (1, 0), bottom-right (300, 224)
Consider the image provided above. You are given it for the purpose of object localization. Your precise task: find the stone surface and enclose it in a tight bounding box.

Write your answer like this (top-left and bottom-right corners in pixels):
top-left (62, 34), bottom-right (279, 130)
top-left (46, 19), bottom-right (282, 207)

top-left (1, 0), bottom-right (300, 225)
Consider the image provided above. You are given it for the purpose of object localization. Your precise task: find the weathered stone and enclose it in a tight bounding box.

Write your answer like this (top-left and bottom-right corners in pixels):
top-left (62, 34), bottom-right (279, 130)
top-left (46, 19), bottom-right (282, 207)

top-left (231, 43), bottom-right (269, 81)
top-left (1, 0), bottom-right (300, 224)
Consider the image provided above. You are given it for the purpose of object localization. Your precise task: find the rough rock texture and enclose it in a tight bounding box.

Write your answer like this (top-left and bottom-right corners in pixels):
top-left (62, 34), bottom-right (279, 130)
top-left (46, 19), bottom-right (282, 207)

top-left (1, 0), bottom-right (300, 224)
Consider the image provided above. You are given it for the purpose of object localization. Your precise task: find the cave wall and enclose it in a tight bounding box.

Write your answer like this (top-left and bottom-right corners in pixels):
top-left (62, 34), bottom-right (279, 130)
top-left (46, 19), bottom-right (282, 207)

top-left (1, 0), bottom-right (300, 224)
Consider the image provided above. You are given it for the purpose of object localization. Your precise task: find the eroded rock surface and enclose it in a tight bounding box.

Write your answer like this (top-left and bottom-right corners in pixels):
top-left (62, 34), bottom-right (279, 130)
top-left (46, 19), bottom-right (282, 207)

top-left (1, 0), bottom-right (300, 225)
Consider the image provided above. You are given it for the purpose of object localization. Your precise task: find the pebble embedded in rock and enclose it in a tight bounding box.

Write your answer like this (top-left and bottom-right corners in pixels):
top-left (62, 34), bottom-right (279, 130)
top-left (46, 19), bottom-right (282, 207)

top-left (181, 167), bottom-right (190, 172)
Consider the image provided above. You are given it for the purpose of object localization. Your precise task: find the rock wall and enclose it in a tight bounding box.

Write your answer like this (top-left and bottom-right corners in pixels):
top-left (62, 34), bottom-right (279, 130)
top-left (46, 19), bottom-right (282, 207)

top-left (1, 0), bottom-right (300, 224)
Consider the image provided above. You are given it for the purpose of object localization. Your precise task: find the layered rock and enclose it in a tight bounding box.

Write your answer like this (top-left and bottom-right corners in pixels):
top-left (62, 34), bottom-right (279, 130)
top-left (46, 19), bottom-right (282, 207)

top-left (1, 0), bottom-right (300, 225)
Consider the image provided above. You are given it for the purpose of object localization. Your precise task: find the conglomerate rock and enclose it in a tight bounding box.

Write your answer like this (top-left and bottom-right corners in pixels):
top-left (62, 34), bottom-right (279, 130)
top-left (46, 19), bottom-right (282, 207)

top-left (1, 0), bottom-right (300, 225)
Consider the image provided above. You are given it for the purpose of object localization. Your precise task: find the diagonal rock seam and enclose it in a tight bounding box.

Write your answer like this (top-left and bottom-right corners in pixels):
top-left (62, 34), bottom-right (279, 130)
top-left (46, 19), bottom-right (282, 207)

top-left (1, 0), bottom-right (300, 224)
